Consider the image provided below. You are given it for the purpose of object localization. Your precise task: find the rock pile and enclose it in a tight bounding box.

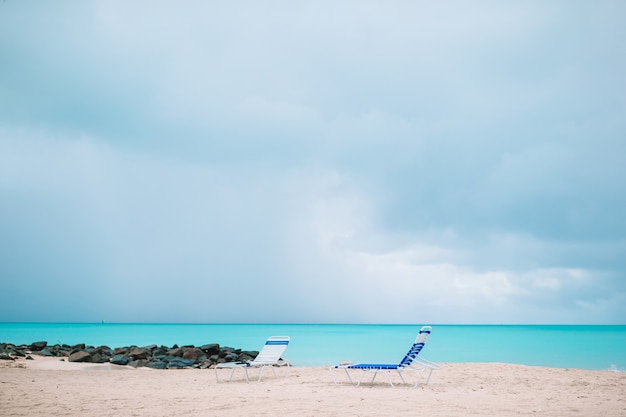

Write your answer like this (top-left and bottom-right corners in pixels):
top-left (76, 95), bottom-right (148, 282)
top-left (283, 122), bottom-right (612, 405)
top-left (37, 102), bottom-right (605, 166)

top-left (0, 341), bottom-right (259, 369)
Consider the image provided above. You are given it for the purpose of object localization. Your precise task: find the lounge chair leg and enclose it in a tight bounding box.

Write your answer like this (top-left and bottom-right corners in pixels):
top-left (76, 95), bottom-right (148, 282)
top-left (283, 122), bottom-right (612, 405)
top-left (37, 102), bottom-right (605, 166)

top-left (397, 370), bottom-right (407, 385)
top-left (383, 372), bottom-right (395, 388)
top-left (424, 368), bottom-right (433, 385)
top-left (343, 368), bottom-right (355, 385)
top-left (412, 368), bottom-right (424, 387)
top-left (356, 372), bottom-right (367, 387)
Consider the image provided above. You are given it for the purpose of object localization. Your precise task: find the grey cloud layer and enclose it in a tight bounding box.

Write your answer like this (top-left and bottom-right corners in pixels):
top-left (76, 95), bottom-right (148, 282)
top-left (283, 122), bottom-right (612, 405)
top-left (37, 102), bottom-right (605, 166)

top-left (1, 1), bottom-right (625, 323)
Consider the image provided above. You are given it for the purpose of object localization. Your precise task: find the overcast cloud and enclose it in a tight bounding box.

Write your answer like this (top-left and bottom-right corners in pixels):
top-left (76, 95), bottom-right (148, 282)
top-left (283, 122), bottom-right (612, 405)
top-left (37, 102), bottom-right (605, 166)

top-left (1, 1), bottom-right (625, 324)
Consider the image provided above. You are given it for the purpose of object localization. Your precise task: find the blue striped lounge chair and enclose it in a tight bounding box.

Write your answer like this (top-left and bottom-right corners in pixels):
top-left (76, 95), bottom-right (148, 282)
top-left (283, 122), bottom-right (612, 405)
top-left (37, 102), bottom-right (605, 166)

top-left (331, 326), bottom-right (440, 387)
top-left (214, 336), bottom-right (291, 382)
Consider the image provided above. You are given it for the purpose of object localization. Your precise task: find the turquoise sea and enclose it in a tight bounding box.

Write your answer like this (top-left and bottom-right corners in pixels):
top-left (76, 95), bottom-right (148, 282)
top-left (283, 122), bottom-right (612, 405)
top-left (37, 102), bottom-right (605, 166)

top-left (1, 323), bottom-right (624, 371)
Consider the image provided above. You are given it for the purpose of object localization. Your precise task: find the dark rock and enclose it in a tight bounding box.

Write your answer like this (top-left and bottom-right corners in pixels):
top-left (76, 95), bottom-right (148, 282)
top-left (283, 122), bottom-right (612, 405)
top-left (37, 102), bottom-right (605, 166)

top-left (145, 361), bottom-right (167, 369)
top-left (159, 355), bottom-right (181, 363)
top-left (128, 347), bottom-right (151, 360)
top-left (69, 350), bottom-right (92, 363)
top-left (0, 352), bottom-right (14, 360)
top-left (113, 347), bottom-right (128, 355)
top-left (127, 359), bottom-right (147, 368)
top-left (153, 346), bottom-right (168, 356)
top-left (29, 341), bottom-right (47, 351)
top-left (167, 358), bottom-right (195, 368)
top-left (223, 352), bottom-right (239, 362)
top-left (90, 353), bottom-right (108, 363)
top-left (39, 347), bottom-right (55, 357)
top-left (12, 349), bottom-right (26, 357)
top-left (26, 355), bottom-right (34, 360)
top-left (182, 347), bottom-right (204, 361)
top-left (218, 348), bottom-right (232, 358)
top-left (166, 348), bottom-right (183, 357)
top-left (111, 355), bottom-right (130, 365)
top-left (57, 349), bottom-right (71, 357)
top-left (237, 353), bottom-right (254, 362)
top-left (93, 345), bottom-right (112, 355)
top-left (201, 344), bottom-right (220, 356)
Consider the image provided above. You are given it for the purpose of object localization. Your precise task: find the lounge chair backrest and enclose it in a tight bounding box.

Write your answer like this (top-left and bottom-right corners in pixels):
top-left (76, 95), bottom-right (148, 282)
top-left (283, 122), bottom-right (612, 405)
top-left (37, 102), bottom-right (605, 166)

top-left (398, 326), bottom-right (431, 367)
top-left (252, 336), bottom-right (290, 364)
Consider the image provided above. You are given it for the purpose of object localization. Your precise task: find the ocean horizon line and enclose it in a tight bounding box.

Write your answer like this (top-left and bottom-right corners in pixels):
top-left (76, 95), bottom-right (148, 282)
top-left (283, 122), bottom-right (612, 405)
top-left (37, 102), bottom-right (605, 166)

top-left (2, 321), bottom-right (625, 326)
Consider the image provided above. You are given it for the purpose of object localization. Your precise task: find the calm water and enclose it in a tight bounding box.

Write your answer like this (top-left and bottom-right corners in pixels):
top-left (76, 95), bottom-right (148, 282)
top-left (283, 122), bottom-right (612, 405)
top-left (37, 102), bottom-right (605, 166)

top-left (1, 323), bottom-right (624, 371)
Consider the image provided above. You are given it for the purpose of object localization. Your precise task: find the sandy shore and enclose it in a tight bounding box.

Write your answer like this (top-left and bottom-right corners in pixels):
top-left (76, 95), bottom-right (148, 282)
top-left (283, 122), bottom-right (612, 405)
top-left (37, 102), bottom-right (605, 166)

top-left (1, 356), bottom-right (624, 416)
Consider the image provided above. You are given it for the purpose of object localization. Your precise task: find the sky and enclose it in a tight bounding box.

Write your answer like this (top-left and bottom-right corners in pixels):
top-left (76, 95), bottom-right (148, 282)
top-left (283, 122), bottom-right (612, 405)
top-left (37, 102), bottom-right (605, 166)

top-left (1, 1), bottom-right (625, 324)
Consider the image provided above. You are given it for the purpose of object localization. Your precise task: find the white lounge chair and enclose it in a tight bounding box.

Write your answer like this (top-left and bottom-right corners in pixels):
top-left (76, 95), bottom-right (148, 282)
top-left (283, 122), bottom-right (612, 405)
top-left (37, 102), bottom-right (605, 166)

top-left (214, 336), bottom-right (291, 382)
top-left (331, 326), bottom-right (440, 387)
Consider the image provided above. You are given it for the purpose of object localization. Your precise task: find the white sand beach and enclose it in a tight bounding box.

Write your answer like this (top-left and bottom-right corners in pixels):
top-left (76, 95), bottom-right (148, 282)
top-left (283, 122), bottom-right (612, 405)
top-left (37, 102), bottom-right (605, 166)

top-left (1, 356), bottom-right (624, 416)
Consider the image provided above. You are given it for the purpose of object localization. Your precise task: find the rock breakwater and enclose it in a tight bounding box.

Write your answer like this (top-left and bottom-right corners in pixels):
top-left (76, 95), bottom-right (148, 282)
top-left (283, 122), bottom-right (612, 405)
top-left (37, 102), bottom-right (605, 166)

top-left (0, 340), bottom-right (259, 369)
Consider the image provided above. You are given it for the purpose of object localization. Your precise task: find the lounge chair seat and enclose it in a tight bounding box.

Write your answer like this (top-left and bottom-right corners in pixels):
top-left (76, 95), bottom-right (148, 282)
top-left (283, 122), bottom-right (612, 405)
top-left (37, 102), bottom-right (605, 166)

top-left (214, 336), bottom-right (290, 382)
top-left (331, 326), bottom-right (440, 387)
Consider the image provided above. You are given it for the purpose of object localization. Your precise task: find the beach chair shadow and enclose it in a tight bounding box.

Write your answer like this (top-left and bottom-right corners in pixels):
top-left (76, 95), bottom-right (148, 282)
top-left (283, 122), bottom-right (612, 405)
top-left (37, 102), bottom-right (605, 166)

top-left (214, 336), bottom-right (291, 383)
top-left (331, 326), bottom-right (440, 387)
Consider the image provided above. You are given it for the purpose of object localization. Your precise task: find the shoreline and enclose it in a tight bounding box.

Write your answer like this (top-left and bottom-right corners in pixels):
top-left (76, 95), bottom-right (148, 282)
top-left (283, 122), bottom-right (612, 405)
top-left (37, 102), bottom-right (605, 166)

top-left (2, 356), bottom-right (625, 416)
